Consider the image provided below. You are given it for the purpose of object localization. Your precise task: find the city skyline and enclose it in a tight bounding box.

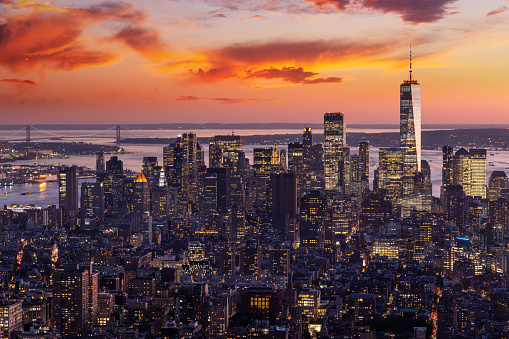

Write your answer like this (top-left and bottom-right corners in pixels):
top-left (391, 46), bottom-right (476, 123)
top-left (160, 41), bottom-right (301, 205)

top-left (1, 0), bottom-right (509, 124)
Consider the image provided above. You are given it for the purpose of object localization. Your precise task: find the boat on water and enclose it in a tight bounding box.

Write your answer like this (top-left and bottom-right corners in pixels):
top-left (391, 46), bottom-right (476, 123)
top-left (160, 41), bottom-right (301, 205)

top-left (0, 179), bottom-right (13, 187)
top-left (21, 189), bottom-right (32, 195)
top-left (489, 162), bottom-right (495, 166)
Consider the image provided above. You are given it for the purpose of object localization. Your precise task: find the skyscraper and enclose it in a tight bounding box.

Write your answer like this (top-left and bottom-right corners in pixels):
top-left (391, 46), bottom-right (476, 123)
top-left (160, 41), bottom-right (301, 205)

top-left (253, 147), bottom-right (273, 179)
top-left (203, 167), bottom-right (231, 213)
top-left (59, 165), bottom-right (79, 226)
top-left (324, 112), bottom-right (345, 196)
top-left (400, 49), bottom-right (421, 171)
top-left (52, 265), bottom-right (91, 337)
top-left (271, 172), bottom-right (297, 230)
top-left (358, 140), bottom-right (370, 183)
top-left (96, 151), bottom-right (105, 174)
top-left (488, 171), bottom-right (508, 201)
top-left (378, 148), bottom-right (404, 202)
top-left (134, 171), bottom-right (150, 214)
top-left (80, 182), bottom-right (105, 222)
top-left (400, 48), bottom-right (421, 194)
top-left (142, 156), bottom-right (158, 183)
top-left (452, 148), bottom-right (487, 199)
top-left (106, 156), bottom-right (123, 177)
top-left (288, 142), bottom-right (304, 197)
top-left (300, 190), bottom-right (328, 248)
top-left (163, 133), bottom-right (203, 212)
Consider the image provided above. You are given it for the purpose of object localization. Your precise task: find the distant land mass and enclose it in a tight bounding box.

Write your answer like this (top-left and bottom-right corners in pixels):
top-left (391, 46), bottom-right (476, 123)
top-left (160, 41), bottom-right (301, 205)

top-left (1, 123), bottom-right (509, 130)
top-left (121, 128), bottom-right (509, 150)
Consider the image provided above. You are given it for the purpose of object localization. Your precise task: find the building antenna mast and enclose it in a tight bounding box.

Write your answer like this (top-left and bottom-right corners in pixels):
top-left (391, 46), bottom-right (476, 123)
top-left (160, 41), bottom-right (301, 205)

top-left (409, 44), bottom-right (412, 82)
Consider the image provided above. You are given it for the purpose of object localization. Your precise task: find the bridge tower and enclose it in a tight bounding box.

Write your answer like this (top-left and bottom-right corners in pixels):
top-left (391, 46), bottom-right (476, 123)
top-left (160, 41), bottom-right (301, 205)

top-left (116, 124), bottom-right (121, 144)
top-left (25, 125), bottom-right (30, 142)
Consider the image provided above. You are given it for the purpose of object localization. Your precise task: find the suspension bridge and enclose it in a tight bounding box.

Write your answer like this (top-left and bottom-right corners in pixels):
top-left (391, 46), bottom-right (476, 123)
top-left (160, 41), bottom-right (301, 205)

top-left (0, 125), bottom-right (140, 144)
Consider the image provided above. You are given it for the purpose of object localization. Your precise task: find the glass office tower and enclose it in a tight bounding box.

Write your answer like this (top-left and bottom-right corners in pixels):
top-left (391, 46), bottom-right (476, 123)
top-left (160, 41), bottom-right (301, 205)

top-left (400, 50), bottom-right (421, 194)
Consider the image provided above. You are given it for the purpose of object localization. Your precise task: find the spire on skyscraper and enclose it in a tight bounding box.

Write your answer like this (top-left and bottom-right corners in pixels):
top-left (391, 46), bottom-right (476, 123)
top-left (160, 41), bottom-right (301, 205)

top-left (409, 44), bottom-right (412, 82)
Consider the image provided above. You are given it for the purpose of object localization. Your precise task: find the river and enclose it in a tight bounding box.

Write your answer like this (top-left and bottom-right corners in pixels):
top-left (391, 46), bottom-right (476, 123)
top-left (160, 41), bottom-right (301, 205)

top-left (1, 128), bottom-right (508, 207)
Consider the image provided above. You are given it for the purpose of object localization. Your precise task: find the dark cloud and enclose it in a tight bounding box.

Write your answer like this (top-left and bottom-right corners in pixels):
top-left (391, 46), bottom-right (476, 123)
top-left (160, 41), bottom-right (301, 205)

top-left (188, 68), bottom-right (236, 82)
top-left (302, 77), bottom-right (342, 84)
top-left (360, 0), bottom-right (459, 23)
top-left (245, 66), bottom-right (341, 84)
top-left (78, 2), bottom-right (146, 22)
top-left (215, 39), bottom-right (392, 64)
top-left (487, 6), bottom-right (509, 16)
top-left (175, 95), bottom-right (200, 101)
top-left (113, 27), bottom-right (166, 60)
top-left (1, 78), bottom-right (38, 86)
top-left (213, 13), bottom-right (228, 18)
top-left (207, 0), bottom-right (458, 23)
top-left (175, 95), bottom-right (279, 104)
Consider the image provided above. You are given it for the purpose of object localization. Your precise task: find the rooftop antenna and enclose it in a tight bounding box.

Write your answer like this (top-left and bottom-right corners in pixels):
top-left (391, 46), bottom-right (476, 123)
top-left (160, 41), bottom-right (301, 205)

top-left (409, 44), bottom-right (412, 82)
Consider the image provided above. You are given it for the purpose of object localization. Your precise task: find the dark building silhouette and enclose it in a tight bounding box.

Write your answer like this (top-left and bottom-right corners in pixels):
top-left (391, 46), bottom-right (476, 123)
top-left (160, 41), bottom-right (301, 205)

top-left (59, 165), bottom-right (78, 227)
top-left (300, 191), bottom-right (328, 248)
top-left (203, 167), bottom-right (231, 213)
top-left (106, 156), bottom-right (123, 177)
top-left (271, 172), bottom-right (297, 230)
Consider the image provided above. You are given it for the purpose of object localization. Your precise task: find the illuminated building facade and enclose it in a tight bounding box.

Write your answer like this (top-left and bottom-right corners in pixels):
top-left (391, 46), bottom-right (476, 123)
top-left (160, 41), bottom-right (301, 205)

top-left (300, 190), bottom-right (327, 248)
top-left (288, 142), bottom-right (304, 197)
top-left (58, 165), bottom-right (78, 226)
top-left (488, 171), bottom-right (508, 201)
top-left (253, 148), bottom-right (272, 179)
top-left (268, 248), bottom-right (290, 278)
top-left (372, 238), bottom-right (399, 259)
top-left (0, 300), bottom-right (22, 339)
top-left (241, 286), bottom-right (283, 317)
top-left (324, 112), bottom-right (345, 195)
top-left (80, 182), bottom-right (104, 222)
top-left (134, 171), bottom-right (150, 214)
top-left (298, 289), bottom-right (320, 319)
top-left (378, 148), bottom-right (404, 202)
top-left (453, 148), bottom-right (487, 199)
top-left (52, 266), bottom-right (90, 337)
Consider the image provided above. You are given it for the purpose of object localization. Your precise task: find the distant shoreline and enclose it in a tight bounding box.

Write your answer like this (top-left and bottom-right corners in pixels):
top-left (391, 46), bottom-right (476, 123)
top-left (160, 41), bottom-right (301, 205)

top-left (0, 123), bottom-right (507, 130)
top-left (118, 128), bottom-right (509, 150)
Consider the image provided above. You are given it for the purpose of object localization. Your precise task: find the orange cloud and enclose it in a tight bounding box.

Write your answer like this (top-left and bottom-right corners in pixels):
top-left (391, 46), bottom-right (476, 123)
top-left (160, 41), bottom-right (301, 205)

top-left (185, 39), bottom-right (397, 85)
top-left (1, 78), bottom-right (38, 85)
top-left (0, 11), bottom-right (117, 72)
top-left (249, 15), bottom-right (268, 19)
top-left (0, 2), bottom-right (169, 72)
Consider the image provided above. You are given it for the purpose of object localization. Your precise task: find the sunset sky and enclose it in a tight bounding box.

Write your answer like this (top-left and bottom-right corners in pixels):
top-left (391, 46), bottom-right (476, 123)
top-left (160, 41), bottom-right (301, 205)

top-left (1, 0), bottom-right (509, 125)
